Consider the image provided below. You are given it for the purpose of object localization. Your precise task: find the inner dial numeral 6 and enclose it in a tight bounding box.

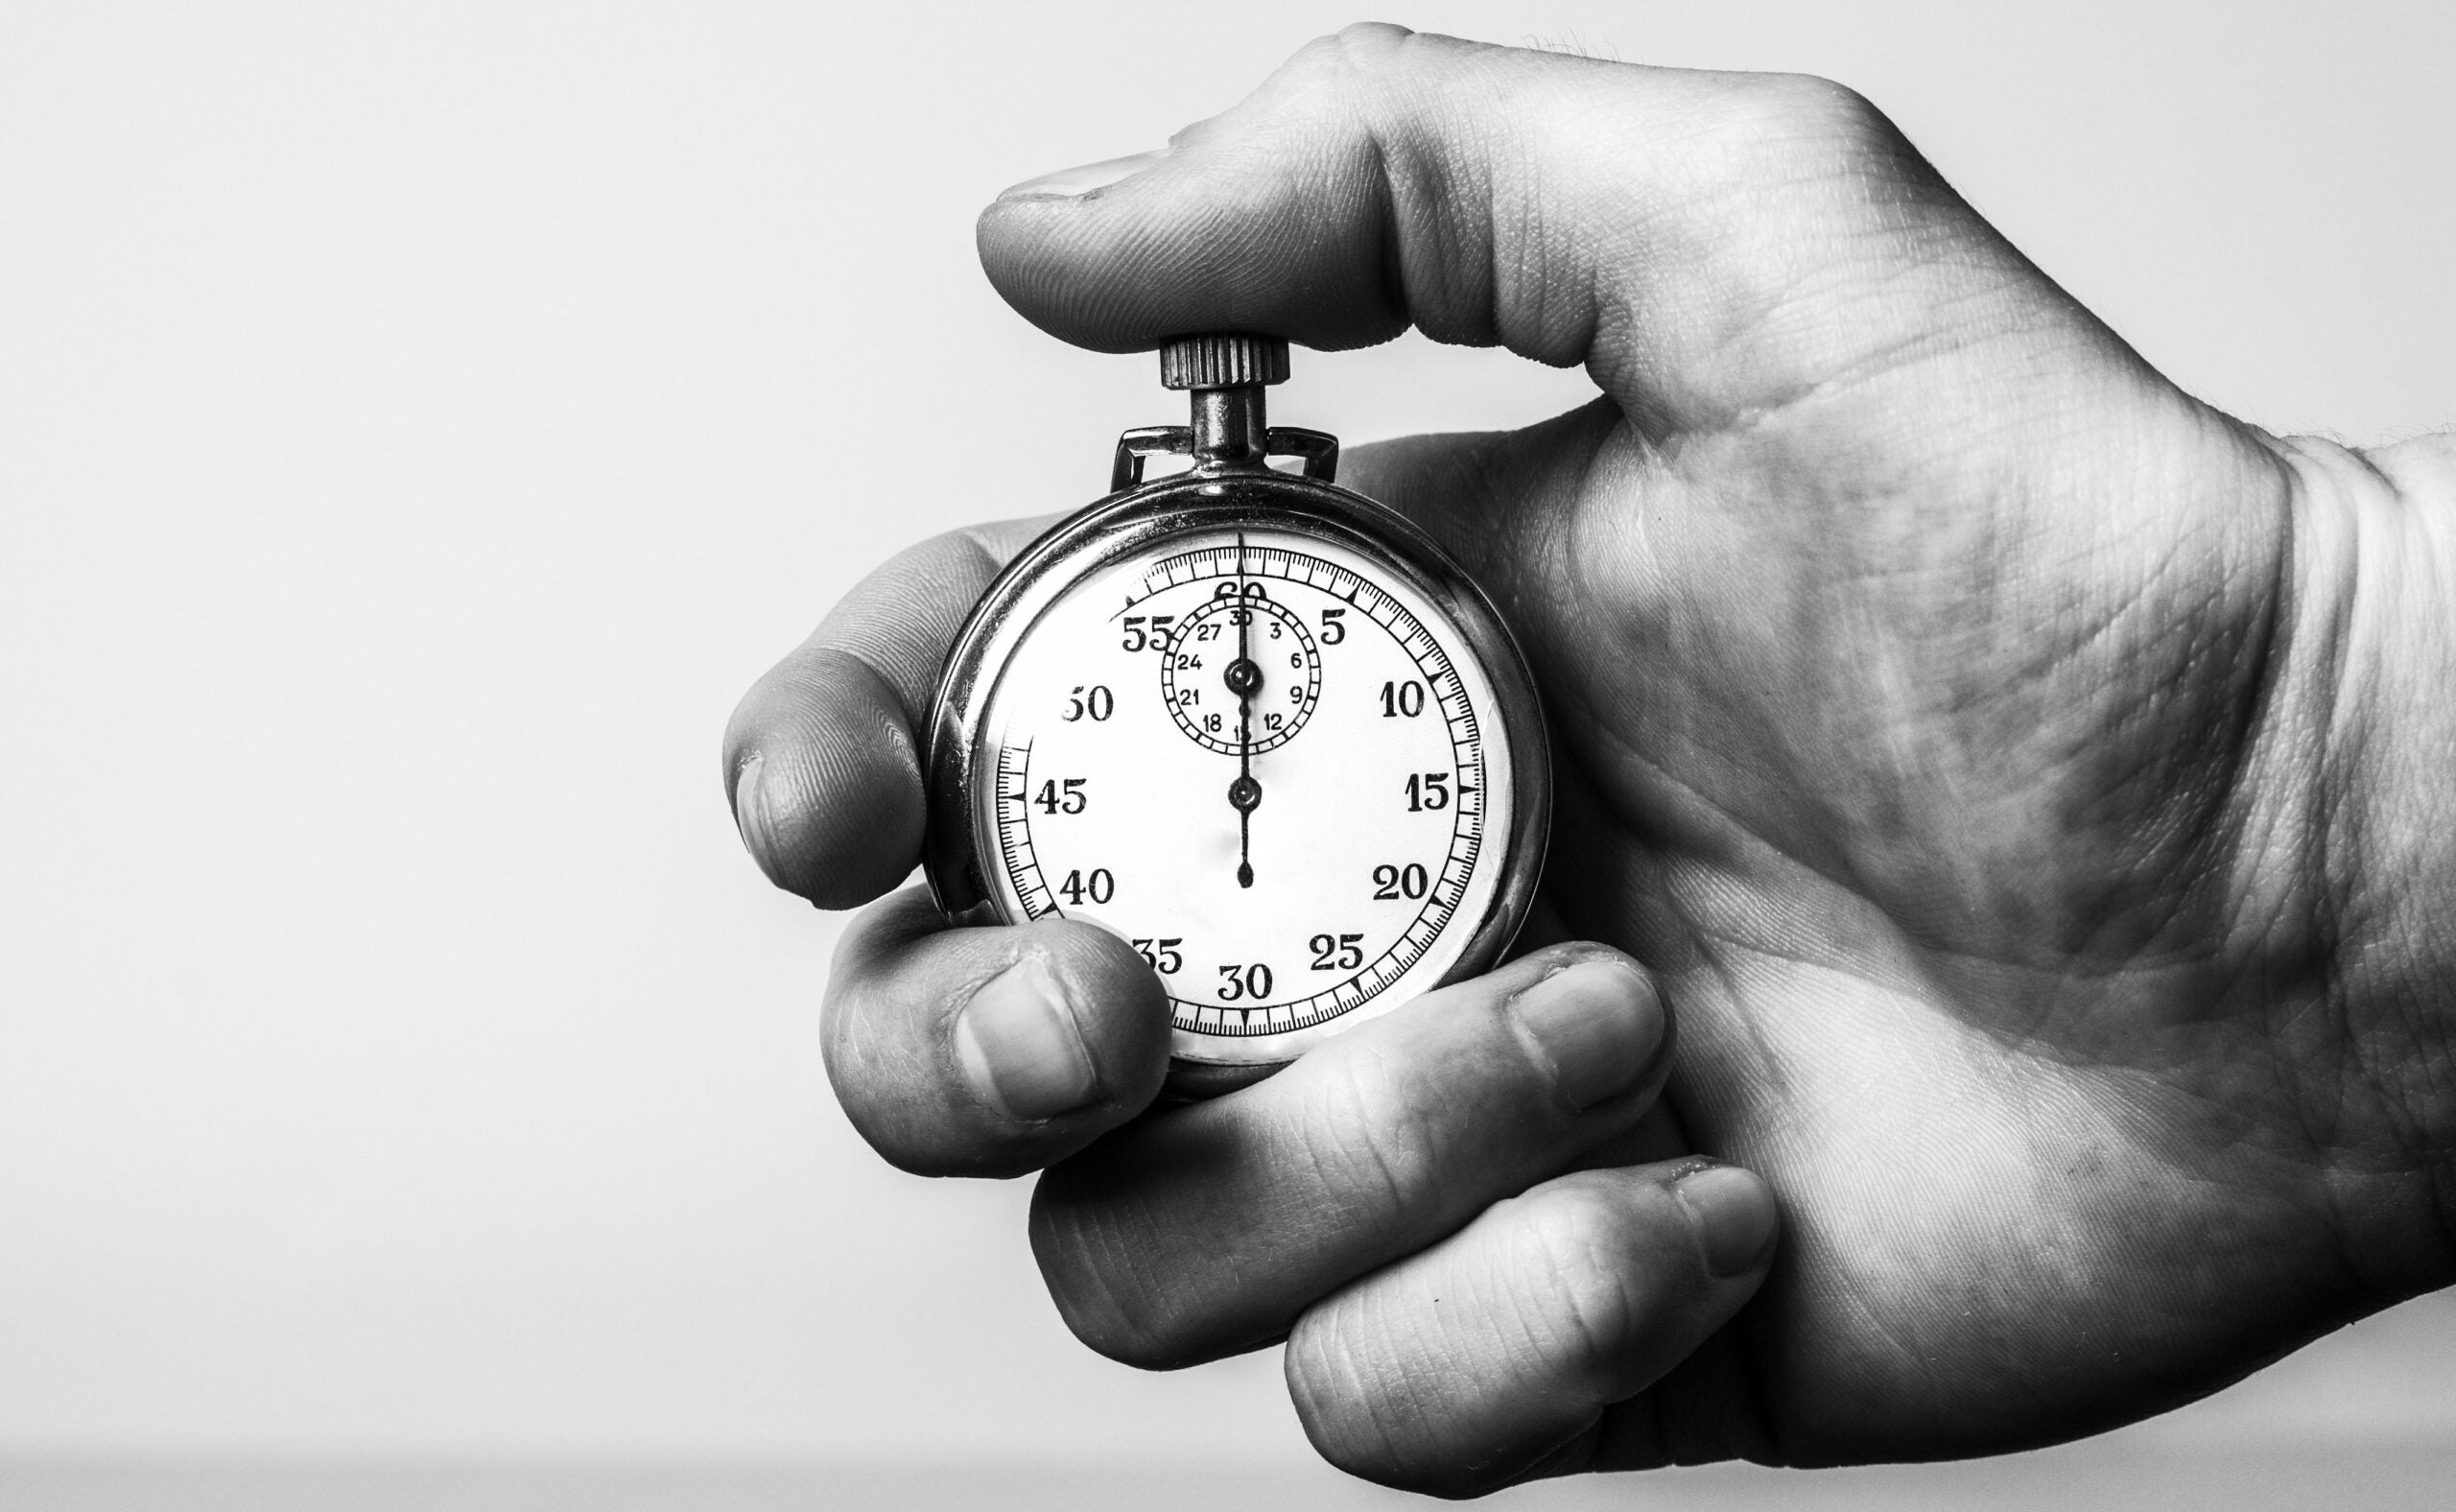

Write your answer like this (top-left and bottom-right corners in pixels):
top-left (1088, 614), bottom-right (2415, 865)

top-left (1158, 585), bottom-right (1323, 755)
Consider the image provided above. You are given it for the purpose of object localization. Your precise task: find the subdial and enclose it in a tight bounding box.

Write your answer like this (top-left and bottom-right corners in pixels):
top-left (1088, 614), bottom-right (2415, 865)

top-left (1158, 592), bottom-right (1322, 754)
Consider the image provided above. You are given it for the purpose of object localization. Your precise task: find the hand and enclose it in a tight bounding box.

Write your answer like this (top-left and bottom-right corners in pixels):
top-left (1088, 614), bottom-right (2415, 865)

top-left (724, 26), bottom-right (2456, 1496)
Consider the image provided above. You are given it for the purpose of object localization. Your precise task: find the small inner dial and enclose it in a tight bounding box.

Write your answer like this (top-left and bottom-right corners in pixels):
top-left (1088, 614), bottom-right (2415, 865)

top-left (975, 528), bottom-right (1512, 1063)
top-left (1158, 592), bottom-right (1322, 755)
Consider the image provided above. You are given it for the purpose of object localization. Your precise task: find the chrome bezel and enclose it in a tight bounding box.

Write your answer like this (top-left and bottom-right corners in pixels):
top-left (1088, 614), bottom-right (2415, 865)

top-left (924, 469), bottom-right (1550, 1098)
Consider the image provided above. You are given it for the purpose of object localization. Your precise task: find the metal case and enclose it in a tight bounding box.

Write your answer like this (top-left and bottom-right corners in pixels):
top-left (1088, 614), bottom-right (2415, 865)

top-left (922, 348), bottom-right (1550, 1096)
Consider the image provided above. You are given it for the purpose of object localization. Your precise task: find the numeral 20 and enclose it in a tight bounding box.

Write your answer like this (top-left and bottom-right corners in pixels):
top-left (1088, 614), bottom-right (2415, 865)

top-left (1372, 863), bottom-right (1429, 901)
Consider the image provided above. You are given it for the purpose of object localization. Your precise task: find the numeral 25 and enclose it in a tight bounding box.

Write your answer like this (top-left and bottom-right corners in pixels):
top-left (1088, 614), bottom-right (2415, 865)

top-left (1309, 933), bottom-right (1364, 971)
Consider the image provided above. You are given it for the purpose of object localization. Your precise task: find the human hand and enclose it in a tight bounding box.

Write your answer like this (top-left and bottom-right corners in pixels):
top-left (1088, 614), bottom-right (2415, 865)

top-left (726, 25), bottom-right (2456, 1495)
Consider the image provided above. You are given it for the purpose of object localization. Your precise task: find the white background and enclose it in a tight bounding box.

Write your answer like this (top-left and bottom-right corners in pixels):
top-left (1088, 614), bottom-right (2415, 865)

top-left (3, 0), bottom-right (2451, 1471)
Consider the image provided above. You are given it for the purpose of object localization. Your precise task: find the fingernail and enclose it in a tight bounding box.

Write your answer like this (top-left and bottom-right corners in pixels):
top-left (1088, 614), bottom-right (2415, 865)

top-left (956, 957), bottom-right (1101, 1122)
top-left (731, 754), bottom-right (788, 888)
top-left (1510, 957), bottom-right (1666, 1110)
top-left (998, 148), bottom-right (1170, 201)
top-left (1675, 1165), bottom-right (1780, 1278)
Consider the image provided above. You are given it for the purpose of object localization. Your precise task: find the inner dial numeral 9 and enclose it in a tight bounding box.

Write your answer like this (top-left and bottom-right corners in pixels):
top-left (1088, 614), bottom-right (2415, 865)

top-left (1158, 586), bottom-right (1322, 754)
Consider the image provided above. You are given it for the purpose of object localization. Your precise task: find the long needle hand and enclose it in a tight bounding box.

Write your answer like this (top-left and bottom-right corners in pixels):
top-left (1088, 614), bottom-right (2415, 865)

top-left (1224, 548), bottom-right (1263, 889)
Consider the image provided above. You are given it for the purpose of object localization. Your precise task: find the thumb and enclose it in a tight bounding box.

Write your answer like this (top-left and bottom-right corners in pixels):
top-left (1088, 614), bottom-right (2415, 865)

top-left (977, 24), bottom-right (2125, 437)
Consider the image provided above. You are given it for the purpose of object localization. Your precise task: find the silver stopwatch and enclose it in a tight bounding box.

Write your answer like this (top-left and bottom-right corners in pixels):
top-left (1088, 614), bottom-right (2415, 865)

top-left (925, 335), bottom-right (1549, 1098)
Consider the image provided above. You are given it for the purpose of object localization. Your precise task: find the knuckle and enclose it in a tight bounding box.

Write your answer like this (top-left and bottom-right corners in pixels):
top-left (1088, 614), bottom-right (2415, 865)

top-left (1298, 1050), bottom-right (1455, 1231)
top-left (1702, 71), bottom-right (1901, 176)
top-left (1296, 21), bottom-right (1411, 73)
top-left (1765, 71), bottom-right (1887, 137)
top-left (1276, 23), bottom-right (1452, 111)
top-left (1509, 1181), bottom-right (1648, 1378)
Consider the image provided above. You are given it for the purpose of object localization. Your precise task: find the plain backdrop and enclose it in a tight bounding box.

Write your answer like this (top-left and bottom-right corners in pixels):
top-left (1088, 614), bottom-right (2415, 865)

top-left (3, 0), bottom-right (2452, 1479)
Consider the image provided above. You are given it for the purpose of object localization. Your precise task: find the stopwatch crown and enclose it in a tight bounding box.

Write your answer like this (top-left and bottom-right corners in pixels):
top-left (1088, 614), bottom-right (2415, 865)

top-left (1160, 334), bottom-right (1290, 390)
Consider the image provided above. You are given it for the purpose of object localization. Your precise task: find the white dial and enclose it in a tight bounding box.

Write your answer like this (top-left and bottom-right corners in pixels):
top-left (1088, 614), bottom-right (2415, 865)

top-left (969, 527), bottom-right (1516, 1071)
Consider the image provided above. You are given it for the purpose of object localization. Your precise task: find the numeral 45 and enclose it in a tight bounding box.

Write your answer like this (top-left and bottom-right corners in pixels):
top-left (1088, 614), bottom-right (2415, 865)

top-left (1034, 778), bottom-right (1086, 815)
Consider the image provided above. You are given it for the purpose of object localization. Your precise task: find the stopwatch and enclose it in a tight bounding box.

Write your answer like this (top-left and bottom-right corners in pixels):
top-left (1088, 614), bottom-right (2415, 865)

top-left (924, 335), bottom-right (1549, 1098)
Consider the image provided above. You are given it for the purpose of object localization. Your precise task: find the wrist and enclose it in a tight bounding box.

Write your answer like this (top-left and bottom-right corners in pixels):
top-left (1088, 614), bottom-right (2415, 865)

top-left (2245, 428), bottom-right (2456, 1294)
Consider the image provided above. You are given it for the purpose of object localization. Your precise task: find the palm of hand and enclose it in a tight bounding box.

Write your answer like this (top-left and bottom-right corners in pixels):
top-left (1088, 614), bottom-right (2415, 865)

top-left (1362, 333), bottom-right (2347, 1457)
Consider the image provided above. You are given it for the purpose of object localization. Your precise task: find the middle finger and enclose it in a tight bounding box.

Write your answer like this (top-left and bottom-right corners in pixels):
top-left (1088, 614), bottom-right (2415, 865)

top-left (1029, 941), bottom-right (1671, 1366)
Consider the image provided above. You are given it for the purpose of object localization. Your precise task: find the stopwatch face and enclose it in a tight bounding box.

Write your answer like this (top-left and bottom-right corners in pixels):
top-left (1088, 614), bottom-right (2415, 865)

top-left (928, 481), bottom-right (1547, 1088)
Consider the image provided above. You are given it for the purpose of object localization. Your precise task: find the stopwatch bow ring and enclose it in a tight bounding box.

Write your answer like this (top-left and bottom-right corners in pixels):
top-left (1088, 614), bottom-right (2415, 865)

top-left (1110, 335), bottom-right (1342, 492)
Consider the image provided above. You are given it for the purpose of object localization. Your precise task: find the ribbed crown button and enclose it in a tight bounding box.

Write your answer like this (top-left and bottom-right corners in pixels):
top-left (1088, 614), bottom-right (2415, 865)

top-left (1159, 334), bottom-right (1291, 390)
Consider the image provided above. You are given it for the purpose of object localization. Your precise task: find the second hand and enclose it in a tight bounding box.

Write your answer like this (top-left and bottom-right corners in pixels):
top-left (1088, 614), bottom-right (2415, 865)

top-left (1224, 548), bottom-right (1263, 889)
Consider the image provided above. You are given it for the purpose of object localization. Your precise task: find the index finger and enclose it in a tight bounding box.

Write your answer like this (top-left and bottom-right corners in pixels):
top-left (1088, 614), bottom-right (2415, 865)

top-left (722, 515), bottom-right (1053, 908)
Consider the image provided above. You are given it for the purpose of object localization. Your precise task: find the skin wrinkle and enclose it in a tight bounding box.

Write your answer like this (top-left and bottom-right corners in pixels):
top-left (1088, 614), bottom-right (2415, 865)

top-left (1347, 41), bottom-right (1776, 374)
top-left (1543, 600), bottom-right (2396, 1394)
top-left (1514, 1192), bottom-right (1626, 1399)
top-left (1601, 150), bottom-right (2046, 418)
top-left (1345, 1178), bottom-right (1684, 1494)
top-left (1547, 416), bottom-right (2298, 1013)
top-left (2265, 445), bottom-right (2456, 1277)
top-left (2236, 448), bottom-right (2436, 1193)
top-left (1373, 1315), bottom-right (1452, 1476)
top-left (1368, 76), bottom-right (1519, 356)
top-left (1677, 289), bottom-right (2007, 441)
top-left (1381, 41), bottom-right (1557, 359)
top-left (1310, 1043), bottom-right (1458, 1241)
top-left (1040, 1174), bottom-right (1183, 1366)
top-left (1352, 1283), bottom-right (1433, 1473)
top-left (1470, 1217), bottom-right (1584, 1474)
top-left (1653, 892), bottom-right (1796, 1145)
top-left (1416, 1259), bottom-right (1497, 1456)
top-left (1779, 1251), bottom-right (1944, 1449)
